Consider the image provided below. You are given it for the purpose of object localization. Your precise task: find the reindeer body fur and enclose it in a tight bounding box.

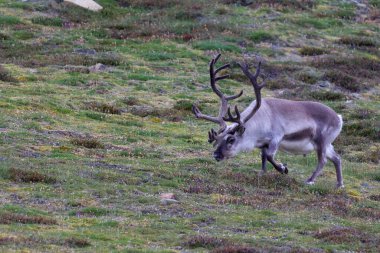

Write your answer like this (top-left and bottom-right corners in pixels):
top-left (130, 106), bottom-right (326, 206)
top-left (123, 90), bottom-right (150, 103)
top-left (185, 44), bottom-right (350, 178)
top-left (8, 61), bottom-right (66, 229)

top-left (233, 98), bottom-right (342, 153)
top-left (192, 54), bottom-right (344, 188)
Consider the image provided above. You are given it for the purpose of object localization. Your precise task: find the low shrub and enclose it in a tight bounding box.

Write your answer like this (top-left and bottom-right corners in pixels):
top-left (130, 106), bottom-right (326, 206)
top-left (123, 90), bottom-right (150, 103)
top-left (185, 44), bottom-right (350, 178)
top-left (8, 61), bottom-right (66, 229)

top-left (127, 0), bottom-right (181, 9)
top-left (314, 227), bottom-right (377, 244)
top-left (64, 237), bottom-right (91, 248)
top-left (293, 16), bottom-right (343, 29)
top-left (249, 30), bottom-right (275, 42)
top-left (324, 71), bottom-right (359, 91)
top-left (8, 168), bottom-right (57, 184)
top-left (343, 121), bottom-right (379, 140)
top-left (296, 71), bottom-right (319, 84)
top-left (74, 207), bottom-right (109, 217)
top-left (309, 90), bottom-right (345, 101)
top-left (312, 56), bottom-right (380, 80)
top-left (173, 100), bottom-right (193, 111)
top-left (84, 101), bottom-right (122, 114)
top-left (299, 46), bottom-right (327, 56)
top-left (183, 235), bottom-right (231, 249)
top-left (339, 36), bottom-right (377, 47)
top-left (0, 212), bottom-right (57, 225)
top-left (0, 65), bottom-right (17, 82)
top-left (266, 77), bottom-right (295, 90)
top-left (70, 137), bottom-right (105, 149)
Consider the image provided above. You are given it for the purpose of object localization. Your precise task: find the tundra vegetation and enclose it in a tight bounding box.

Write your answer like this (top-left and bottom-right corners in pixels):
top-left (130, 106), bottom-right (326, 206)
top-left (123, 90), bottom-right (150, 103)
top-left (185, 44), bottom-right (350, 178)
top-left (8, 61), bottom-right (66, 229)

top-left (0, 0), bottom-right (379, 252)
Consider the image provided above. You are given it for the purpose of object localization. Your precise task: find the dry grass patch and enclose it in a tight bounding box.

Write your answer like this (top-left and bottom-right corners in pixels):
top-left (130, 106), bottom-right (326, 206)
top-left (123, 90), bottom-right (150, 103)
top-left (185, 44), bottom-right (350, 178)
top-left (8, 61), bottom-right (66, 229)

top-left (353, 207), bottom-right (380, 220)
top-left (222, 171), bottom-right (301, 191)
top-left (64, 237), bottom-right (91, 248)
top-left (0, 65), bottom-right (17, 82)
top-left (308, 194), bottom-right (354, 216)
top-left (128, 105), bottom-right (184, 122)
top-left (222, 0), bottom-right (315, 10)
top-left (314, 226), bottom-right (378, 245)
top-left (8, 168), bottom-right (57, 184)
top-left (126, 0), bottom-right (181, 9)
top-left (183, 235), bottom-right (231, 249)
top-left (211, 245), bottom-right (324, 253)
top-left (369, 195), bottom-right (380, 201)
top-left (324, 70), bottom-right (359, 91)
top-left (314, 55), bottom-right (380, 72)
top-left (211, 245), bottom-right (261, 253)
top-left (184, 178), bottom-right (246, 195)
top-left (0, 212), bottom-right (57, 225)
top-left (0, 235), bottom-right (18, 245)
top-left (339, 36), bottom-right (377, 48)
top-left (71, 137), bottom-right (105, 149)
top-left (299, 46), bottom-right (327, 56)
top-left (215, 192), bottom-right (283, 209)
top-left (84, 101), bottom-right (122, 114)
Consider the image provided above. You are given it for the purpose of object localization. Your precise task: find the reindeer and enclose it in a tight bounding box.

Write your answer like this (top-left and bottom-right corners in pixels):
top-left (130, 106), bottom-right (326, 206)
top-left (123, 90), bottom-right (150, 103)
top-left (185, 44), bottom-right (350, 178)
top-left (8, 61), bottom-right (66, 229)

top-left (192, 54), bottom-right (344, 187)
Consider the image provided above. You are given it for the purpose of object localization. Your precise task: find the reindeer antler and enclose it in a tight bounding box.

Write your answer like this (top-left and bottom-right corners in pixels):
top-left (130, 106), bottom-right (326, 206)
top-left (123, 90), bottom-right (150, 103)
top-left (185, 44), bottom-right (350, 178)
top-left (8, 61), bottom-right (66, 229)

top-left (192, 54), bottom-right (243, 142)
top-left (223, 60), bottom-right (266, 133)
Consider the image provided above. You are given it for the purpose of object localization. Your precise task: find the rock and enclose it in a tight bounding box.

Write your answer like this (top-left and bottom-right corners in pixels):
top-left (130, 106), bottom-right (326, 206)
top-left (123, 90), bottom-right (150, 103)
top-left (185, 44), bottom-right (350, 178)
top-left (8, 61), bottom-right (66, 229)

top-left (361, 182), bottom-right (370, 188)
top-left (159, 193), bottom-right (178, 205)
top-left (28, 69), bottom-right (38, 74)
top-left (63, 0), bottom-right (103, 12)
top-left (317, 80), bottom-right (331, 88)
top-left (128, 105), bottom-right (156, 117)
top-left (88, 63), bottom-right (107, 72)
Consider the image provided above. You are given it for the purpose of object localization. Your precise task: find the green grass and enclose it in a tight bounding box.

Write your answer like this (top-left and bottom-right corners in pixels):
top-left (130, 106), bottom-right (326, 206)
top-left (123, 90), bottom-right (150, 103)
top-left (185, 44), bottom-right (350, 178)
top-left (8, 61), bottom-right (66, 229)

top-left (369, 0), bottom-right (380, 7)
top-left (248, 30), bottom-right (275, 42)
top-left (292, 16), bottom-right (343, 29)
top-left (0, 15), bottom-right (22, 25)
top-left (193, 40), bottom-right (242, 52)
top-left (0, 0), bottom-right (379, 252)
top-left (31, 16), bottom-right (63, 26)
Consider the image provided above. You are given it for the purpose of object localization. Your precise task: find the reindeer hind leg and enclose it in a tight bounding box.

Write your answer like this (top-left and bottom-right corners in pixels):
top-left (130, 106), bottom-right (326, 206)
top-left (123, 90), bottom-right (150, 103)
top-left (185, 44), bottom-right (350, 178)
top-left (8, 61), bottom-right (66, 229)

top-left (326, 144), bottom-right (343, 188)
top-left (306, 144), bottom-right (327, 185)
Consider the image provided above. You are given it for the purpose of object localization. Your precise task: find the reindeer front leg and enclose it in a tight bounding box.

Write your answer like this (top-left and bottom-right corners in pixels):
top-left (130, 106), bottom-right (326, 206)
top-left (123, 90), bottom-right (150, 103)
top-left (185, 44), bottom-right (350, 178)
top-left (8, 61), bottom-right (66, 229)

top-left (260, 148), bottom-right (268, 174)
top-left (266, 142), bottom-right (288, 174)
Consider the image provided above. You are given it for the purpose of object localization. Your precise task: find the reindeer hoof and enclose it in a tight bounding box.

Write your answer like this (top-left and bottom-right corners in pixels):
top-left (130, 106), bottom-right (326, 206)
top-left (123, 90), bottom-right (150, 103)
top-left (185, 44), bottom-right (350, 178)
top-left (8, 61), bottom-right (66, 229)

top-left (280, 163), bottom-right (288, 174)
top-left (305, 180), bottom-right (315, 185)
top-left (337, 183), bottom-right (345, 189)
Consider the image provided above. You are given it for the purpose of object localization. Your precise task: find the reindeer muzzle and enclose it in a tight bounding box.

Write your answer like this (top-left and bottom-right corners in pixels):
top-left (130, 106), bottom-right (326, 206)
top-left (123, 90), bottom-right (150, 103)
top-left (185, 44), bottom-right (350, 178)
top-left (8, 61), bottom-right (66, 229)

top-left (213, 152), bottom-right (223, 161)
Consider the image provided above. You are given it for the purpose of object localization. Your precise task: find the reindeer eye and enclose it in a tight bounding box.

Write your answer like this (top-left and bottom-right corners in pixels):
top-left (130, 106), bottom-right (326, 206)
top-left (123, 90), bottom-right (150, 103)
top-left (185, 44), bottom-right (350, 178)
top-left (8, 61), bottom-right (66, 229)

top-left (227, 136), bottom-right (235, 144)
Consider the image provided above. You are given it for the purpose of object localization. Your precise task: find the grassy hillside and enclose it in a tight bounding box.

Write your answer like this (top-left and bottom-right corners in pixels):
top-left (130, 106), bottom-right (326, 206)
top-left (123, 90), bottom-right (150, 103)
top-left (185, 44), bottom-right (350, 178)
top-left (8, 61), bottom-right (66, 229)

top-left (0, 0), bottom-right (379, 252)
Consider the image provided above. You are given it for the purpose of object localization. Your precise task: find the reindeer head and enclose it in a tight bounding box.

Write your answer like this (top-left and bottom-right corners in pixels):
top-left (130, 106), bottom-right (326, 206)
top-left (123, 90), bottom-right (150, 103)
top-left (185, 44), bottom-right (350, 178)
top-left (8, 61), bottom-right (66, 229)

top-left (192, 54), bottom-right (265, 161)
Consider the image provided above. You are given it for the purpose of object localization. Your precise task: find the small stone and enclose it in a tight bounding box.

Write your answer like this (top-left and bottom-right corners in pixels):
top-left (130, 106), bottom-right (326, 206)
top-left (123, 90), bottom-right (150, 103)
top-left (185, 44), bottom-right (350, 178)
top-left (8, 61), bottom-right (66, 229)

top-left (317, 80), bottom-right (331, 88)
top-left (351, 93), bottom-right (361, 99)
top-left (361, 182), bottom-right (370, 188)
top-left (88, 63), bottom-right (107, 73)
top-left (160, 199), bottom-right (179, 205)
top-left (160, 193), bottom-right (177, 200)
top-left (74, 48), bottom-right (97, 55)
